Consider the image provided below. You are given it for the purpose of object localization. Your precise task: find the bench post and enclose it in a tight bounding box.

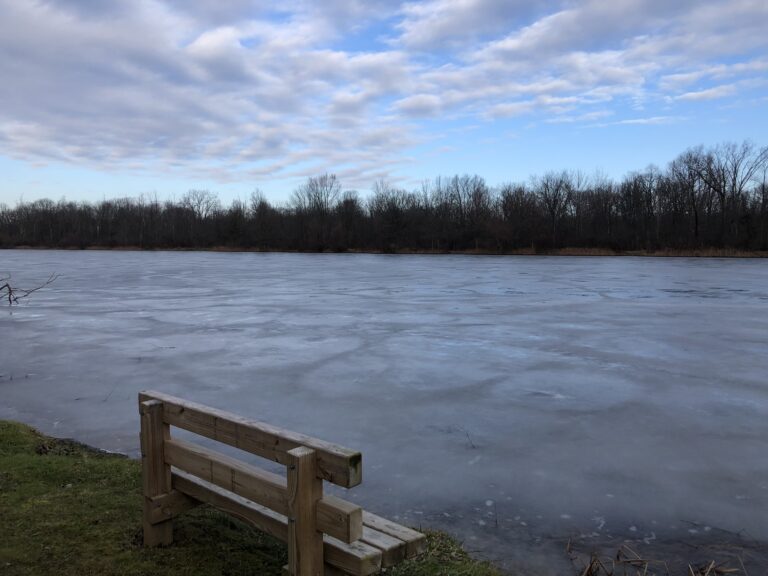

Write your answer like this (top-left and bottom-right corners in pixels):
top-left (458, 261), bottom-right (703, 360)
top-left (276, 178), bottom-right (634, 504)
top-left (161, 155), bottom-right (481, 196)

top-left (140, 399), bottom-right (173, 546)
top-left (287, 447), bottom-right (323, 576)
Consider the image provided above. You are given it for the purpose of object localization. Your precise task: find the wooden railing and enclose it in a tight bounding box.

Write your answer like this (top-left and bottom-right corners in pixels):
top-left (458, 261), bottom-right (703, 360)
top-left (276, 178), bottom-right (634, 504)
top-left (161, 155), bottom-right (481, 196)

top-left (139, 390), bottom-right (424, 576)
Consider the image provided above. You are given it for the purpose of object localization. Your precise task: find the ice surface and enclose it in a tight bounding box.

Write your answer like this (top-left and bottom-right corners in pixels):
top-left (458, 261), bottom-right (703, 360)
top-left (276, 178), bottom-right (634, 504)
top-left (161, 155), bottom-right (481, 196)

top-left (2, 250), bottom-right (767, 573)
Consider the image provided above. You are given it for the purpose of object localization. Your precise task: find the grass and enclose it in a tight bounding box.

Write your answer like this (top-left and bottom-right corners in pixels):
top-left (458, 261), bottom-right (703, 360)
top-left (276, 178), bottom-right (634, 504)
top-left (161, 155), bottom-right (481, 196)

top-left (0, 420), bottom-right (501, 576)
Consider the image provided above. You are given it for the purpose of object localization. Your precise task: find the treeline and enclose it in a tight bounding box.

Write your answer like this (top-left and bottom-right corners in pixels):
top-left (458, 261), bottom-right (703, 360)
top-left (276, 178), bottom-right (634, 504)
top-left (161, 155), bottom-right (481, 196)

top-left (1, 141), bottom-right (767, 253)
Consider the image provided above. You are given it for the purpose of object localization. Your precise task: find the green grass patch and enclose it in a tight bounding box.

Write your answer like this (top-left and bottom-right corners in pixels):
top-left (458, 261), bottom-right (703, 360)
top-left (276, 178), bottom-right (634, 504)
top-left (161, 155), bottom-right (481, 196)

top-left (0, 421), bottom-right (500, 576)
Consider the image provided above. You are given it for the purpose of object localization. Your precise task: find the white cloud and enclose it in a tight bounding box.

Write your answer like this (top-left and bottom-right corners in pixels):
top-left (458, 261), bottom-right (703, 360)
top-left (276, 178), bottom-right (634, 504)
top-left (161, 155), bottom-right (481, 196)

top-left (487, 101), bottom-right (536, 118)
top-left (0, 0), bottom-right (766, 195)
top-left (0, 0), bottom-right (417, 187)
top-left (676, 85), bottom-right (737, 101)
top-left (397, 0), bottom-right (546, 49)
top-left (546, 110), bottom-right (614, 124)
top-left (395, 94), bottom-right (443, 117)
top-left (591, 116), bottom-right (683, 127)
top-left (659, 58), bottom-right (768, 92)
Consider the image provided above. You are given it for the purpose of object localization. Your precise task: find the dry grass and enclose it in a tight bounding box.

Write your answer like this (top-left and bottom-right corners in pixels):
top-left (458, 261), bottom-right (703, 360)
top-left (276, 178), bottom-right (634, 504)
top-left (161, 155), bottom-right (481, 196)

top-left (567, 541), bottom-right (756, 576)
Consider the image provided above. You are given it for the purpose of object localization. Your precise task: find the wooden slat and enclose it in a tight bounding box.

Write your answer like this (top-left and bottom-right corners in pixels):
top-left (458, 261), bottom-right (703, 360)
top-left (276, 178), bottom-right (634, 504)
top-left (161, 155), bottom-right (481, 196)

top-left (360, 526), bottom-right (406, 568)
top-left (165, 438), bottom-right (286, 514)
top-left (287, 447), bottom-right (323, 576)
top-left (164, 438), bottom-right (362, 543)
top-left (172, 472), bottom-right (381, 576)
top-left (140, 390), bottom-right (362, 488)
top-left (317, 496), bottom-right (362, 544)
top-left (140, 399), bottom-right (173, 546)
top-left (146, 490), bottom-right (200, 525)
top-left (323, 535), bottom-right (381, 576)
top-left (173, 471), bottom-right (288, 542)
top-left (362, 511), bottom-right (426, 558)
top-left (140, 392), bottom-right (423, 573)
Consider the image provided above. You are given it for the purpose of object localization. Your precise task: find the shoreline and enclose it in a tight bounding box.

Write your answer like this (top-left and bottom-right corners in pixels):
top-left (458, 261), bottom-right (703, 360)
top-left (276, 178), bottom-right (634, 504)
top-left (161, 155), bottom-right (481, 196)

top-left (3, 418), bottom-right (764, 575)
top-left (3, 245), bottom-right (768, 259)
top-left (1, 419), bottom-right (501, 576)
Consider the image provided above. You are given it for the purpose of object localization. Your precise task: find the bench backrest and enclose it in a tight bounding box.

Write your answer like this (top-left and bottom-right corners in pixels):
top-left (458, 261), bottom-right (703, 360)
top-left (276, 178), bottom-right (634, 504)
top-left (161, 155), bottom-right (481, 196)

top-left (139, 390), bottom-right (367, 576)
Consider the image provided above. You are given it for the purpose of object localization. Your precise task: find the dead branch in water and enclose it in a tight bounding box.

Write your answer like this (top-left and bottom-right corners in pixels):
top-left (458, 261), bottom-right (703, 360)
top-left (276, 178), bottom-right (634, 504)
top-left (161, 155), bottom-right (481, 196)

top-left (0, 273), bottom-right (58, 305)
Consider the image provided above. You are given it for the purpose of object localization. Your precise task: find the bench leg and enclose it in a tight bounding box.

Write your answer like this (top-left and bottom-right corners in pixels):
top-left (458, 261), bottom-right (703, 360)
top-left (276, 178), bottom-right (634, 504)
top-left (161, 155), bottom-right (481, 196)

top-left (287, 447), bottom-right (323, 576)
top-left (140, 400), bottom-right (173, 546)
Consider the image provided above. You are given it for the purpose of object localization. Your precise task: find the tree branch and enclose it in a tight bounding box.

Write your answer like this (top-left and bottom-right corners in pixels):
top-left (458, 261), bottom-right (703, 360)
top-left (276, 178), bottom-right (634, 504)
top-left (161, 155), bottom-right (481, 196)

top-left (1, 273), bottom-right (58, 305)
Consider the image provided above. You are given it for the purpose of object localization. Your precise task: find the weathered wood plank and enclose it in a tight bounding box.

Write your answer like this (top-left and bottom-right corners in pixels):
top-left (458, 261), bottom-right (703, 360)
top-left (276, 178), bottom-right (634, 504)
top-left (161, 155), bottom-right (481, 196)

top-left (140, 399), bottom-right (173, 546)
top-left (139, 390), bottom-right (362, 488)
top-left (172, 471), bottom-right (288, 542)
top-left (171, 472), bottom-right (381, 575)
top-left (146, 490), bottom-right (200, 525)
top-left (360, 526), bottom-right (406, 567)
top-left (164, 438), bottom-right (362, 543)
top-left (139, 391), bottom-right (421, 573)
top-left (362, 511), bottom-right (426, 558)
top-left (287, 447), bottom-right (323, 576)
top-left (165, 438), bottom-right (286, 514)
top-left (323, 535), bottom-right (381, 576)
top-left (316, 495), bottom-right (362, 544)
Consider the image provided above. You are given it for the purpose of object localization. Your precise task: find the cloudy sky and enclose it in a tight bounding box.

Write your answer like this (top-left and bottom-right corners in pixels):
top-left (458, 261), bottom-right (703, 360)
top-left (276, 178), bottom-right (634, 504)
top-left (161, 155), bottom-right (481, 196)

top-left (1, 0), bottom-right (767, 205)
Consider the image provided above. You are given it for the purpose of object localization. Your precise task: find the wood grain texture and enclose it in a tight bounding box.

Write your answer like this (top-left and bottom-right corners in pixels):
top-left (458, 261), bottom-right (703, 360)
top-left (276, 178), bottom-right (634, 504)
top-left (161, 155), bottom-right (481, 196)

top-left (316, 495), bottom-right (362, 544)
top-left (140, 399), bottom-right (173, 546)
top-left (360, 526), bottom-right (406, 567)
top-left (164, 438), bottom-right (361, 542)
top-left (287, 447), bottom-right (323, 576)
top-left (165, 438), bottom-right (286, 513)
top-left (139, 392), bottom-right (423, 574)
top-left (146, 490), bottom-right (200, 525)
top-left (173, 471), bottom-right (289, 541)
top-left (322, 535), bottom-right (381, 576)
top-left (170, 473), bottom-right (379, 574)
top-left (140, 390), bottom-right (362, 487)
top-left (362, 511), bottom-right (426, 558)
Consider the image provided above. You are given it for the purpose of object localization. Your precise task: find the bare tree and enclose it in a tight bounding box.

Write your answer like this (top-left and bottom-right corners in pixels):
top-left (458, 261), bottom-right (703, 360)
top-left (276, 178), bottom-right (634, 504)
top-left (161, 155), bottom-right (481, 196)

top-left (720, 141), bottom-right (768, 200)
top-left (289, 174), bottom-right (343, 250)
top-left (290, 174), bottom-right (342, 215)
top-left (759, 166), bottom-right (768, 249)
top-left (181, 189), bottom-right (220, 220)
top-left (1, 140), bottom-right (767, 253)
top-left (498, 183), bottom-right (537, 248)
top-left (670, 149), bottom-right (709, 243)
top-left (690, 142), bottom-right (768, 245)
top-left (534, 171), bottom-right (572, 246)
top-left (336, 190), bottom-right (365, 249)
top-left (249, 189), bottom-right (269, 216)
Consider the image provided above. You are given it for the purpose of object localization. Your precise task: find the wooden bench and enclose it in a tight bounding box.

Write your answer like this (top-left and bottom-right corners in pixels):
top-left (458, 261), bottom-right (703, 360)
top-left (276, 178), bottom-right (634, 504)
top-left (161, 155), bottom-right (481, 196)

top-left (138, 391), bottom-right (426, 575)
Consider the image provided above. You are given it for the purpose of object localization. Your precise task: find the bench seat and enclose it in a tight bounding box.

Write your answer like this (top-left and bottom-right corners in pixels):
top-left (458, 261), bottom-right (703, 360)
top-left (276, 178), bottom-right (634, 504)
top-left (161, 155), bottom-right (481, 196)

top-left (139, 391), bottom-right (425, 576)
top-left (171, 470), bottom-right (425, 575)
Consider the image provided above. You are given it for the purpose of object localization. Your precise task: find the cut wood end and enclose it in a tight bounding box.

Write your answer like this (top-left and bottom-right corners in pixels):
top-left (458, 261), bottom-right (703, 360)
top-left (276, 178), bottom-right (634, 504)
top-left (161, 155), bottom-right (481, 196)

top-left (139, 399), bottom-right (163, 414)
top-left (288, 446), bottom-right (317, 459)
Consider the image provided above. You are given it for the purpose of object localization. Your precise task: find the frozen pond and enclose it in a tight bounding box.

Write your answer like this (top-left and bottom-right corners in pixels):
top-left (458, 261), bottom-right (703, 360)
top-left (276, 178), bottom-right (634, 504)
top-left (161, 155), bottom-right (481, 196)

top-left (2, 250), bottom-right (768, 574)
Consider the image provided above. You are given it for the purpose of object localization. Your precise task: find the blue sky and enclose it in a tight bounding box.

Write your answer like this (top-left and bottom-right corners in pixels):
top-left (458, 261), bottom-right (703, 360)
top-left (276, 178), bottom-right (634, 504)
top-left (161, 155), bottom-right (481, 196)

top-left (1, 0), bottom-right (767, 206)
